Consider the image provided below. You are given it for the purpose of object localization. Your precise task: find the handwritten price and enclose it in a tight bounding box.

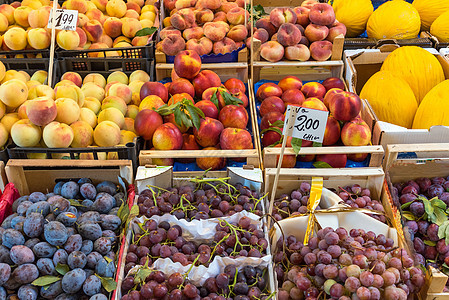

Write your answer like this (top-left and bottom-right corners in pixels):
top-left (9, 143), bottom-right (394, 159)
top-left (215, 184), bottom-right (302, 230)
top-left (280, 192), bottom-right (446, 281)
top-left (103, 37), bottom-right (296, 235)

top-left (283, 106), bottom-right (329, 143)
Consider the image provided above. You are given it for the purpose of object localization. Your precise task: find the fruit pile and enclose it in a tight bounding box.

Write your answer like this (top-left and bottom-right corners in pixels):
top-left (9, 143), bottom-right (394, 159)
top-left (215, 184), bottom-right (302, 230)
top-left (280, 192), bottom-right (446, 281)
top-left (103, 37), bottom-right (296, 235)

top-left (0, 0), bottom-right (157, 53)
top-left (274, 226), bottom-right (425, 299)
top-left (158, 0), bottom-right (249, 56)
top-left (120, 265), bottom-right (271, 299)
top-left (0, 64), bottom-right (150, 153)
top-left (0, 179), bottom-right (125, 299)
top-left (392, 176), bottom-right (449, 291)
top-left (257, 75), bottom-right (371, 168)
top-left (136, 50), bottom-right (253, 170)
top-left (272, 182), bottom-right (315, 221)
top-left (137, 179), bottom-right (264, 220)
top-left (255, 2), bottom-right (346, 63)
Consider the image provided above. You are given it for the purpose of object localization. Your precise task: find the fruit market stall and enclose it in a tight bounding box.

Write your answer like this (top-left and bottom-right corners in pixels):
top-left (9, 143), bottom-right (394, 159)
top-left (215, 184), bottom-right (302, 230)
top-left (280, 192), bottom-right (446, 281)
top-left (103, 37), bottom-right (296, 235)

top-left (344, 46), bottom-right (449, 148)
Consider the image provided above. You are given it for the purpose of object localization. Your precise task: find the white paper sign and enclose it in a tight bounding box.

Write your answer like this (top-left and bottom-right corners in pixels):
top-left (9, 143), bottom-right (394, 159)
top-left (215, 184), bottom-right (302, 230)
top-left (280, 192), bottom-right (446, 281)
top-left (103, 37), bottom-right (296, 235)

top-left (47, 9), bottom-right (78, 31)
top-left (282, 105), bottom-right (329, 143)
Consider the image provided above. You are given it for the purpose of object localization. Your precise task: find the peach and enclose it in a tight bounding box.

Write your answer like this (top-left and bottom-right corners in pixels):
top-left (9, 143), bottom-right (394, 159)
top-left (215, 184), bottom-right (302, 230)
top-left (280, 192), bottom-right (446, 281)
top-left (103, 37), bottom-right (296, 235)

top-left (203, 21), bottom-right (228, 42)
top-left (1, 70), bottom-right (27, 84)
top-left (195, 8), bottom-right (214, 25)
top-left (92, 0), bottom-right (108, 11)
top-left (260, 111), bottom-right (285, 131)
top-left (42, 121), bottom-right (74, 148)
top-left (70, 120), bottom-right (93, 147)
top-left (17, 101), bottom-right (30, 119)
top-left (83, 97), bottom-right (102, 114)
top-left (66, 0), bottom-right (88, 13)
top-left (27, 6), bottom-right (50, 28)
top-left (168, 79), bottom-right (195, 98)
top-left (124, 9), bottom-right (139, 19)
top-left (167, 93), bottom-right (194, 106)
top-left (56, 30), bottom-right (80, 50)
top-left (126, 105), bottom-right (139, 120)
top-left (139, 95), bottom-right (165, 111)
top-left (270, 7), bottom-right (297, 28)
top-left (323, 88), bottom-right (342, 108)
top-left (260, 41), bottom-right (284, 63)
top-left (77, 13), bottom-right (89, 27)
top-left (106, 0), bottom-right (127, 18)
top-left (123, 118), bottom-right (135, 132)
top-left (195, 100), bottom-right (219, 119)
top-left (94, 120), bottom-right (121, 146)
top-left (229, 88), bottom-right (248, 108)
top-left (301, 97), bottom-right (327, 111)
top-left (0, 5), bottom-right (15, 25)
top-left (86, 8), bottom-right (104, 23)
top-left (277, 23), bottom-right (301, 47)
top-left (213, 37), bottom-right (237, 54)
top-left (102, 95), bottom-right (127, 115)
top-left (309, 3), bottom-right (335, 26)
top-left (193, 117), bottom-right (224, 147)
top-left (214, 11), bottom-right (227, 22)
top-left (299, 36), bottom-right (309, 46)
top-left (226, 7), bottom-right (247, 25)
top-left (259, 96), bottom-right (285, 116)
top-left (202, 86), bottom-right (227, 108)
top-left (30, 70), bottom-right (48, 84)
top-left (316, 154), bottom-right (347, 168)
top-left (196, 0), bottom-right (221, 10)
top-left (327, 22), bottom-right (346, 43)
top-left (106, 83), bottom-right (132, 104)
top-left (76, 27), bottom-right (88, 48)
top-left (170, 8), bottom-right (195, 30)
top-left (153, 122), bottom-right (183, 150)
top-left (301, 82), bottom-right (326, 99)
top-left (164, 0), bottom-right (176, 11)
top-left (282, 89), bottom-right (305, 106)
top-left (178, 133), bottom-right (200, 163)
top-left (83, 73), bottom-right (106, 88)
top-left (293, 6), bottom-right (310, 27)
top-left (55, 85), bottom-right (85, 106)
top-left (257, 82), bottom-right (282, 101)
top-left (103, 17), bottom-right (123, 38)
top-left (81, 82), bottom-right (105, 102)
top-left (220, 1), bottom-right (237, 13)
top-left (185, 37), bottom-right (213, 56)
top-left (175, 0), bottom-right (196, 9)
top-left (322, 115), bottom-right (340, 146)
top-left (140, 82), bottom-right (168, 103)
top-left (134, 109), bottom-right (163, 140)
top-left (61, 72), bottom-right (82, 88)
top-left (161, 34), bottom-right (186, 56)
top-left (55, 98), bottom-right (80, 125)
top-left (192, 70), bottom-right (221, 98)
top-left (0, 79), bottom-right (28, 108)
top-left (27, 28), bottom-right (50, 50)
top-left (98, 107), bottom-right (125, 129)
top-left (285, 44), bottom-right (310, 61)
top-left (120, 130), bottom-right (136, 145)
top-left (304, 24), bottom-right (329, 42)
top-left (278, 76), bottom-right (303, 92)
top-left (322, 78), bottom-right (344, 92)
top-left (132, 35), bottom-right (150, 47)
top-left (301, 0), bottom-right (318, 9)
top-left (261, 130), bottom-right (281, 148)
top-left (26, 97), bottom-right (57, 126)
top-left (196, 147), bottom-right (226, 170)
top-left (253, 28), bottom-right (269, 43)
top-left (78, 107), bottom-right (97, 128)
top-left (121, 17), bottom-right (142, 38)
top-left (160, 27), bottom-right (182, 40)
top-left (219, 104), bottom-right (248, 129)
top-left (310, 40), bottom-right (333, 61)
top-left (13, 6), bottom-right (31, 27)
top-left (11, 119), bottom-right (41, 147)
top-left (224, 78), bottom-right (245, 93)
top-left (1, 113), bottom-right (19, 133)
top-left (255, 17), bottom-right (276, 37)
top-left (4, 27), bottom-right (27, 50)
top-left (28, 85), bottom-right (55, 100)
top-left (328, 90), bottom-right (361, 121)
top-left (220, 128), bottom-right (253, 154)
top-left (183, 27), bottom-right (204, 40)
top-left (83, 20), bottom-right (103, 42)
top-left (227, 24), bottom-right (247, 42)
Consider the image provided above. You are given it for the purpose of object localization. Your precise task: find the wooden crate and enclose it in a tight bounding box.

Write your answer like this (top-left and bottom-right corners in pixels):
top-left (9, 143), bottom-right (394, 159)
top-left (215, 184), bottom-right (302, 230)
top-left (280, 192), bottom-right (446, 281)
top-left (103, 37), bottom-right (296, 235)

top-left (155, 48), bottom-right (248, 64)
top-left (383, 144), bottom-right (449, 298)
top-left (155, 62), bottom-right (248, 81)
top-left (5, 159), bottom-right (133, 196)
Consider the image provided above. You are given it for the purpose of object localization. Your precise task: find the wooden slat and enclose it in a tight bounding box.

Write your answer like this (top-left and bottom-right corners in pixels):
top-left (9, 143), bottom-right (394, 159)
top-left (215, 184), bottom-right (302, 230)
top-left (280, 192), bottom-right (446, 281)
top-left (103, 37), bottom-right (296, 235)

top-left (384, 143), bottom-right (449, 171)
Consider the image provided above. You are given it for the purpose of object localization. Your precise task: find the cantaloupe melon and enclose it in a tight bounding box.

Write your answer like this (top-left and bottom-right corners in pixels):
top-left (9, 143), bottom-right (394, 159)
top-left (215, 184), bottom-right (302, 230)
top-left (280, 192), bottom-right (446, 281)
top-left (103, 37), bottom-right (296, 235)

top-left (413, 80), bottom-right (449, 129)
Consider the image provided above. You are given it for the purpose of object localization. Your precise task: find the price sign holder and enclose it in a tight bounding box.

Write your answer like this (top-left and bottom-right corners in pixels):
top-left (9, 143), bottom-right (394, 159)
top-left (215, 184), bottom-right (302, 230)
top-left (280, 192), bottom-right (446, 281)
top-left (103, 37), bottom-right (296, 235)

top-left (268, 105), bottom-right (329, 214)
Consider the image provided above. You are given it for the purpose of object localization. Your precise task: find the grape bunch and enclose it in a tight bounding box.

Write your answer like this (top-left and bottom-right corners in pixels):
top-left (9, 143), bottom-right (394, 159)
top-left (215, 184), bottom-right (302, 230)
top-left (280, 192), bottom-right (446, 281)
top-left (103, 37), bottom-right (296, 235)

top-left (126, 216), bottom-right (267, 272)
top-left (392, 176), bottom-right (449, 290)
top-left (332, 184), bottom-right (387, 223)
top-left (0, 179), bottom-right (124, 300)
top-left (274, 227), bottom-right (424, 300)
top-left (120, 265), bottom-right (271, 299)
top-left (272, 182), bottom-right (316, 221)
top-left (137, 181), bottom-right (264, 221)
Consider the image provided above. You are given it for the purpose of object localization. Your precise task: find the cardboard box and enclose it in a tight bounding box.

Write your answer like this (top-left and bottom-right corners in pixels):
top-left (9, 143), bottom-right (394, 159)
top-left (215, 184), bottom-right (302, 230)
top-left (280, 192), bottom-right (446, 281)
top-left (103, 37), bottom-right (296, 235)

top-left (344, 48), bottom-right (449, 148)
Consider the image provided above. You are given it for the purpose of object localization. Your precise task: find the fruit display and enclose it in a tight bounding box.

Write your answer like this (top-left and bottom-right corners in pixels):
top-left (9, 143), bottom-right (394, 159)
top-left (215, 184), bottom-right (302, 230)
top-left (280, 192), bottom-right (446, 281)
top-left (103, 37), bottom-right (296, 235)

top-left (158, 0), bottom-right (249, 57)
top-left (137, 179), bottom-right (264, 220)
top-left (360, 46), bottom-right (447, 130)
top-left (391, 176), bottom-right (449, 291)
top-left (0, 63), bottom-right (150, 154)
top-left (331, 0), bottom-right (373, 38)
top-left (0, 178), bottom-right (126, 299)
top-left (120, 264), bottom-right (272, 299)
top-left (253, 2), bottom-right (346, 62)
top-left (256, 75), bottom-right (371, 168)
top-left (430, 9), bottom-right (449, 42)
top-left (413, 0), bottom-right (449, 31)
top-left (274, 226), bottom-right (425, 299)
top-left (137, 50), bottom-right (254, 170)
top-left (0, 0), bottom-right (157, 53)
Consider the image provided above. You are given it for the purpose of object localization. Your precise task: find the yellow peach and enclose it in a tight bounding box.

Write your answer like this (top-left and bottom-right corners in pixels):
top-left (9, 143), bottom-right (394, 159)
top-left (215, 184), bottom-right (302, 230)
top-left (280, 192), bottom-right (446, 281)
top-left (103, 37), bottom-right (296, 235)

top-left (27, 28), bottom-right (51, 50)
top-left (93, 120), bottom-right (121, 147)
top-left (83, 73), bottom-right (106, 88)
top-left (106, 0), bottom-right (127, 18)
top-left (106, 83), bottom-right (132, 104)
top-left (55, 98), bottom-right (80, 124)
top-left (107, 71), bottom-right (128, 84)
top-left (0, 79), bottom-right (28, 108)
top-left (82, 97), bottom-right (101, 114)
top-left (43, 121), bottom-right (74, 148)
top-left (30, 70), bottom-right (48, 84)
top-left (70, 120), bottom-right (93, 147)
top-left (27, 6), bottom-right (50, 28)
top-left (120, 130), bottom-right (136, 144)
top-left (97, 107), bottom-right (125, 128)
top-left (81, 81), bottom-right (105, 101)
top-left (28, 84), bottom-right (55, 100)
top-left (101, 95), bottom-right (127, 115)
top-left (1, 113), bottom-right (20, 133)
top-left (11, 119), bottom-right (41, 147)
top-left (4, 27), bottom-right (27, 50)
top-left (0, 5), bottom-right (15, 25)
top-left (56, 30), bottom-right (80, 50)
top-left (2, 70), bottom-right (27, 83)
top-left (13, 6), bottom-right (32, 27)
top-left (78, 107), bottom-right (97, 128)
top-left (126, 105), bottom-right (139, 119)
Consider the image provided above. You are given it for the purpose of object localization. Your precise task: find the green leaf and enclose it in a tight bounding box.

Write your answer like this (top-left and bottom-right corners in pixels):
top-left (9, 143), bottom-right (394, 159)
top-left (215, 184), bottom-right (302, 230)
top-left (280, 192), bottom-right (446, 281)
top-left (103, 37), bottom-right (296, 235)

top-left (55, 263), bottom-right (69, 276)
top-left (31, 276), bottom-right (61, 286)
top-left (312, 142), bottom-right (322, 147)
top-left (117, 200), bottom-right (130, 224)
top-left (220, 90), bottom-right (243, 106)
top-left (438, 221), bottom-right (449, 240)
top-left (422, 197), bottom-right (435, 222)
top-left (98, 276), bottom-right (117, 292)
top-left (402, 211), bottom-right (417, 221)
top-left (260, 126), bottom-right (282, 135)
top-left (68, 199), bottom-right (85, 207)
top-left (434, 208), bottom-right (448, 226)
top-left (135, 27), bottom-right (157, 37)
top-left (432, 197), bottom-right (448, 210)
top-left (134, 267), bottom-right (153, 285)
top-left (105, 256), bottom-right (113, 263)
top-left (445, 225), bottom-right (449, 246)
top-left (210, 92), bottom-right (220, 110)
top-left (424, 240), bottom-right (437, 247)
top-left (270, 120), bottom-right (285, 128)
top-left (291, 138), bottom-right (302, 155)
top-left (173, 107), bottom-right (183, 129)
top-left (186, 104), bottom-right (201, 130)
top-left (190, 105), bottom-right (205, 118)
top-left (130, 204), bottom-right (139, 217)
top-left (401, 201), bottom-right (415, 210)
top-left (313, 161), bottom-right (333, 168)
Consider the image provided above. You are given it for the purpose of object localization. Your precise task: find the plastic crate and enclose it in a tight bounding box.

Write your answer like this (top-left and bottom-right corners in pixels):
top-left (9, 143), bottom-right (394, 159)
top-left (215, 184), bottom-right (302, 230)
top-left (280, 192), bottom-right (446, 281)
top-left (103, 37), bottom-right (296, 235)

top-left (56, 42), bottom-right (155, 60)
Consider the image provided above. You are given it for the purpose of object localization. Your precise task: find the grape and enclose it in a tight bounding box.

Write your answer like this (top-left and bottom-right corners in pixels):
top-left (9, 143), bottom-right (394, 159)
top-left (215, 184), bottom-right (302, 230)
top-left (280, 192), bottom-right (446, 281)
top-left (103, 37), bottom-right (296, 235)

top-left (323, 265), bottom-right (338, 279)
top-left (356, 286), bottom-right (371, 300)
top-left (359, 271), bottom-right (374, 287)
top-left (329, 283), bottom-right (344, 298)
top-left (296, 276), bottom-right (311, 291)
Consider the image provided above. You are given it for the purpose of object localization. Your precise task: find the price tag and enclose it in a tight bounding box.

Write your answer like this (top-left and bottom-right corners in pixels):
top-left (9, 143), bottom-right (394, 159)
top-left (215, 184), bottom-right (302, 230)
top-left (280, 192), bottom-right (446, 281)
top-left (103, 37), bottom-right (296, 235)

top-left (47, 9), bottom-right (78, 31)
top-left (283, 105), bottom-right (329, 143)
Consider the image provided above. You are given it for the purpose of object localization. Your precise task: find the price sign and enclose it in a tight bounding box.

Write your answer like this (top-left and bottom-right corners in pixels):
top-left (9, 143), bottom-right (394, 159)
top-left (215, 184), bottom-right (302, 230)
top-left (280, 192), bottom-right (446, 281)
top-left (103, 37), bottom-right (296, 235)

top-left (47, 9), bottom-right (78, 31)
top-left (282, 105), bottom-right (329, 143)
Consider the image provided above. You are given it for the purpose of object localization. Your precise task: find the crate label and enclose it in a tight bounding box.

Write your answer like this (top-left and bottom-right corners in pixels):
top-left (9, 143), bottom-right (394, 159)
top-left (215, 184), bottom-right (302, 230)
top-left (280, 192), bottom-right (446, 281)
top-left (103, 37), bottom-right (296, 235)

top-left (282, 105), bottom-right (329, 143)
top-left (47, 9), bottom-right (78, 31)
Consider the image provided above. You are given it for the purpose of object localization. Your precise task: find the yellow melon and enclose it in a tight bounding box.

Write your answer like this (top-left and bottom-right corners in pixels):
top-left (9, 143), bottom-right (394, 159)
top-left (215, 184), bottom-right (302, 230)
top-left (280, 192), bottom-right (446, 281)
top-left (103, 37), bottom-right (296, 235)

top-left (413, 80), bottom-right (449, 129)
top-left (413, 0), bottom-right (449, 31)
top-left (332, 0), bottom-right (373, 38)
top-left (360, 71), bottom-right (417, 129)
top-left (367, 0), bottom-right (421, 39)
top-left (430, 9), bottom-right (449, 42)
top-left (381, 46), bottom-right (445, 104)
